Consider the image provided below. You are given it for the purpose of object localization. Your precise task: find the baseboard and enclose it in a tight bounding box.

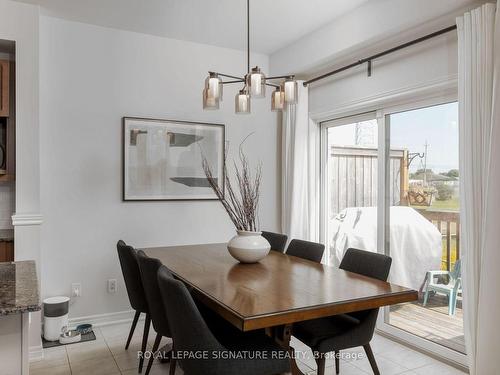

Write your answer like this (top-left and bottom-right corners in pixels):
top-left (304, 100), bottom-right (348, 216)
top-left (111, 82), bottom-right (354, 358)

top-left (30, 310), bottom-right (142, 363)
top-left (68, 309), bottom-right (144, 328)
top-left (29, 344), bottom-right (43, 362)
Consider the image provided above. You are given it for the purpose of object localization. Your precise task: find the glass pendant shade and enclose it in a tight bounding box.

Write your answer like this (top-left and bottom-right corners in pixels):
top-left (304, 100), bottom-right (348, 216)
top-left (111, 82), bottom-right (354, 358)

top-left (271, 87), bottom-right (284, 111)
top-left (203, 88), bottom-right (219, 110)
top-left (205, 73), bottom-right (223, 100)
top-left (235, 89), bottom-right (251, 114)
top-left (283, 78), bottom-right (298, 104)
top-left (246, 67), bottom-right (266, 98)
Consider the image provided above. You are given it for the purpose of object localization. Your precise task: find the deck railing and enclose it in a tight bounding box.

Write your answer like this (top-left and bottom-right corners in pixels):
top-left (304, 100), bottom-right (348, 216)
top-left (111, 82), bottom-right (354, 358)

top-left (418, 210), bottom-right (460, 271)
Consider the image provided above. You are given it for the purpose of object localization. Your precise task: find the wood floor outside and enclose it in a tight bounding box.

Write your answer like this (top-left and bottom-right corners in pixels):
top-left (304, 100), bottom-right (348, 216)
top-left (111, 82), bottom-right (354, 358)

top-left (389, 294), bottom-right (465, 353)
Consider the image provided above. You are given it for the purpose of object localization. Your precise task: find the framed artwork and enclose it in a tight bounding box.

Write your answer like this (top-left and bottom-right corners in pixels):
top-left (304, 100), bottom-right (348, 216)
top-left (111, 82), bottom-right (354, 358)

top-left (123, 117), bottom-right (225, 201)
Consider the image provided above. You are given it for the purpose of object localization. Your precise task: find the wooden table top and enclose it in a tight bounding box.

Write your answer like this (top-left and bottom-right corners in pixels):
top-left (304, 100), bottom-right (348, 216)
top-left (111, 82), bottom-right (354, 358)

top-left (144, 243), bottom-right (417, 331)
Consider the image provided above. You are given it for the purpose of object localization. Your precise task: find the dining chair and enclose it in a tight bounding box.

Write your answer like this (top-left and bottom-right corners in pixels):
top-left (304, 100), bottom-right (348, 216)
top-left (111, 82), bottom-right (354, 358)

top-left (261, 231), bottom-right (288, 253)
top-left (292, 248), bottom-right (392, 375)
top-left (136, 250), bottom-right (174, 375)
top-left (116, 240), bottom-right (151, 373)
top-left (156, 265), bottom-right (291, 375)
top-left (286, 239), bottom-right (325, 263)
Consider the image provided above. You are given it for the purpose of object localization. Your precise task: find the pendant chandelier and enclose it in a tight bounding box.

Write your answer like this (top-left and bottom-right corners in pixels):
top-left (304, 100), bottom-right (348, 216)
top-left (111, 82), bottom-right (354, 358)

top-left (202, 0), bottom-right (298, 114)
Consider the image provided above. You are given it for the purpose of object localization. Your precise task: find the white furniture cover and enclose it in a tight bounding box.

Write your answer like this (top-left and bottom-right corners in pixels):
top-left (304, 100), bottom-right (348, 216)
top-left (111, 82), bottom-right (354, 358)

top-left (329, 206), bottom-right (442, 290)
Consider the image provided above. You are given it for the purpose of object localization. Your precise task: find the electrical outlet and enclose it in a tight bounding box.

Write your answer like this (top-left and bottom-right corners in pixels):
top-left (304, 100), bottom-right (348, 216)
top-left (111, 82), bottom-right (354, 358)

top-left (71, 283), bottom-right (82, 297)
top-left (107, 279), bottom-right (117, 294)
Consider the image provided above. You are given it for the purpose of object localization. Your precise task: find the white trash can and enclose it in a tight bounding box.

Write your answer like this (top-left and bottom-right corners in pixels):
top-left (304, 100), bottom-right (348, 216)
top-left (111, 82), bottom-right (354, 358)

top-left (43, 296), bottom-right (70, 341)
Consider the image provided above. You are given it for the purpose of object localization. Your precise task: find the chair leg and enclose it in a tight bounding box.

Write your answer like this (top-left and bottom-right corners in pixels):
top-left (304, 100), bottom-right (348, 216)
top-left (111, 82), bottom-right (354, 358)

top-left (169, 357), bottom-right (176, 375)
top-left (138, 314), bottom-right (151, 373)
top-left (452, 291), bottom-right (459, 315)
top-left (363, 344), bottom-right (380, 375)
top-left (423, 288), bottom-right (430, 306)
top-left (125, 311), bottom-right (140, 350)
top-left (145, 333), bottom-right (162, 375)
top-left (314, 354), bottom-right (326, 375)
top-left (334, 350), bottom-right (340, 374)
top-left (449, 292), bottom-right (456, 316)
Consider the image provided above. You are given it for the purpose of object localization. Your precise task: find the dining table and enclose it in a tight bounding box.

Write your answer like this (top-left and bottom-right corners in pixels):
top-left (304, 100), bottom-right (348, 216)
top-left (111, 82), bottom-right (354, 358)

top-left (143, 243), bottom-right (418, 375)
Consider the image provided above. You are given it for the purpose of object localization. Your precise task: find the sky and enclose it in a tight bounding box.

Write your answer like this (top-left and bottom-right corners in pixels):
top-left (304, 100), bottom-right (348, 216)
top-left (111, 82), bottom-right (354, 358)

top-left (390, 102), bottom-right (458, 173)
top-left (328, 101), bottom-right (459, 174)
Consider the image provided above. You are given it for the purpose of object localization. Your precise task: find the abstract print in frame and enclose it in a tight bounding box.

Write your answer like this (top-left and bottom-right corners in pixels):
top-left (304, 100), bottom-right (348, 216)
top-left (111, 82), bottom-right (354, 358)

top-left (123, 117), bottom-right (224, 201)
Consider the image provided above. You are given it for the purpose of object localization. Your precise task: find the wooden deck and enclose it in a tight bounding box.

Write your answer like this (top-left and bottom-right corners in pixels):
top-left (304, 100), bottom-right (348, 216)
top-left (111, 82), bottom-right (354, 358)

top-left (389, 294), bottom-right (465, 353)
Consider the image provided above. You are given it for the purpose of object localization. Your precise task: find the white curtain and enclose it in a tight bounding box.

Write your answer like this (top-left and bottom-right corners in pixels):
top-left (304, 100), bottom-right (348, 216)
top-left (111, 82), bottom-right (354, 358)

top-left (457, 3), bottom-right (500, 373)
top-left (281, 81), bottom-right (319, 241)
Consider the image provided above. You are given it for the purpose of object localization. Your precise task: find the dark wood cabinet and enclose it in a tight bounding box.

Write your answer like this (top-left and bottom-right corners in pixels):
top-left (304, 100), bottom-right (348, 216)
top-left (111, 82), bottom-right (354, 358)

top-left (0, 60), bottom-right (9, 117)
top-left (0, 241), bottom-right (14, 262)
top-left (0, 59), bottom-right (15, 181)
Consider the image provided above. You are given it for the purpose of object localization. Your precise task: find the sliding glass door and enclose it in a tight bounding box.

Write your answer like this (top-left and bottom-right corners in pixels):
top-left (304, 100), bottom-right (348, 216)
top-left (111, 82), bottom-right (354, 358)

top-left (321, 100), bottom-right (465, 365)
top-left (384, 102), bottom-right (463, 352)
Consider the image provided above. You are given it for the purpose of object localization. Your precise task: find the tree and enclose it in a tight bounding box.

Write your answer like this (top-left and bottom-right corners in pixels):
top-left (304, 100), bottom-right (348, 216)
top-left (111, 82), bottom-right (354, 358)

top-left (436, 183), bottom-right (453, 201)
top-left (440, 169), bottom-right (459, 178)
top-left (415, 168), bottom-right (434, 174)
top-left (410, 169), bottom-right (434, 179)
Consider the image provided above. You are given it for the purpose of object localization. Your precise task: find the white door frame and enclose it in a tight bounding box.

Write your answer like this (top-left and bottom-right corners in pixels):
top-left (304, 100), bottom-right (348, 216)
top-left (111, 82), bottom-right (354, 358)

top-left (376, 97), bottom-right (467, 368)
top-left (316, 85), bottom-right (467, 367)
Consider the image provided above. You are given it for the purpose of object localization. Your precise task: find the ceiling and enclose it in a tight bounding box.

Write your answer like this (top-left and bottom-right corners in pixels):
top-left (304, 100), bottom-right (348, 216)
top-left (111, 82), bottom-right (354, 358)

top-left (13, 0), bottom-right (370, 54)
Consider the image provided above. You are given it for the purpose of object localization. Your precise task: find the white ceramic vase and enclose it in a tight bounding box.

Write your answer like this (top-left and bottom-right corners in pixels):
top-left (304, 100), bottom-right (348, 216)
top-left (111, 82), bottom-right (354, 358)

top-left (227, 230), bottom-right (271, 263)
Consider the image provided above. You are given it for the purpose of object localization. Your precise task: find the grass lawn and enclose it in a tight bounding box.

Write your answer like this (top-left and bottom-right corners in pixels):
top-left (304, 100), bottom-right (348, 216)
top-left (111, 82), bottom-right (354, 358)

top-left (430, 197), bottom-right (460, 211)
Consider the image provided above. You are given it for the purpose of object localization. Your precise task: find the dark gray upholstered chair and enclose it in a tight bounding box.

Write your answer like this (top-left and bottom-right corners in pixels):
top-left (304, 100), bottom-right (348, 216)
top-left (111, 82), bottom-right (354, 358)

top-left (157, 265), bottom-right (291, 375)
top-left (116, 240), bottom-right (151, 373)
top-left (136, 251), bottom-right (173, 375)
top-left (292, 248), bottom-right (392, 375)
top-left (261, 231), bottom-right (288, 253)
top-left (286, 239), bottom-right (325, 263)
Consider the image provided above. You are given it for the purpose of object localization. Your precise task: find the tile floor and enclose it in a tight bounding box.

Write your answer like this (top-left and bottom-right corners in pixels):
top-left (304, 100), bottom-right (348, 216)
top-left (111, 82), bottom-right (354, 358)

top-left (30, 321), bottom-right (468, 375)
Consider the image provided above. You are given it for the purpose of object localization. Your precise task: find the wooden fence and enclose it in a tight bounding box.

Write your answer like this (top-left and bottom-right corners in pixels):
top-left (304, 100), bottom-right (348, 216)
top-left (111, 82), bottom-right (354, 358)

top-left (329, 146), bottom-right (408, 215)
top-left (329, 146), bottom-right (461, 271)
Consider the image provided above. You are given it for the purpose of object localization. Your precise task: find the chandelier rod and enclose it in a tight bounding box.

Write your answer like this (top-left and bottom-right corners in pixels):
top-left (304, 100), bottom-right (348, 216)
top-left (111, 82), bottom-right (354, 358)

top-left (265, 82), bottom-right (280, 88)
top-left (209, 72), bottom-right (243, 80)
top-left (247, 0), bottom-right (251, 75)
top-left (222, 80), bottom-right (245, 84)
top-left (267, 75), bottom-right (295, 80)
top-left (220, 79), bottom-right (279, 88)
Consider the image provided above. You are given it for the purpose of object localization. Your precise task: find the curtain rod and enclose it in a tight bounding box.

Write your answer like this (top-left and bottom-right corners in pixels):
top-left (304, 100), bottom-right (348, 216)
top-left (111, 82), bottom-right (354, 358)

top-left (303, 25), bottom-right (457, 87)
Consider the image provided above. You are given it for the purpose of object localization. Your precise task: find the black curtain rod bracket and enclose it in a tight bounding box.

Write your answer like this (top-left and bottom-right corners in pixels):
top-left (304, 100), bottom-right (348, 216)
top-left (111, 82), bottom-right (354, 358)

top-left (303, 25), bottom-right (457, 87)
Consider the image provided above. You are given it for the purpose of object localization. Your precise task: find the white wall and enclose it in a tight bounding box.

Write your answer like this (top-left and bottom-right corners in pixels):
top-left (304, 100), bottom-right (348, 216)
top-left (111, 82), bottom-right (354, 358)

top-left (0, 0), bottom-right (42, 359)
top-left (0, 184), bottom-right (15, 229)
top-left (269, 0), bottom-right (463, 121)
top-left (308, 33), bottom-right (458, 118)
top-left (39, 16), bottom-right (280, 319)
top-left (0, 0), bottom-right (40, 261)
top-left (270, 0), bottom-right (477, 76)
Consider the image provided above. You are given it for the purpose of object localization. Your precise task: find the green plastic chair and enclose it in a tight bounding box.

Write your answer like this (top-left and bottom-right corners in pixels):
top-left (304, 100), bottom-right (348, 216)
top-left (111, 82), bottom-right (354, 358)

top-left (423, 259), bottom-right (462, 315)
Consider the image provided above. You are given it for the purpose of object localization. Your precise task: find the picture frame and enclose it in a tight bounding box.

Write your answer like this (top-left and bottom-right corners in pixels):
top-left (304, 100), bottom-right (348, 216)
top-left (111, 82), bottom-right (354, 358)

top-left (122, 117), bottom-right (225, 201)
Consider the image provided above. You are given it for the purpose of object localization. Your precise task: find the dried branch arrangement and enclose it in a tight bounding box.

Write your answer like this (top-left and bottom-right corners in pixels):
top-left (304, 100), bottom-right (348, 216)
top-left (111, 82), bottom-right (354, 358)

top-left (202, 140), bottom-right (262, 232)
